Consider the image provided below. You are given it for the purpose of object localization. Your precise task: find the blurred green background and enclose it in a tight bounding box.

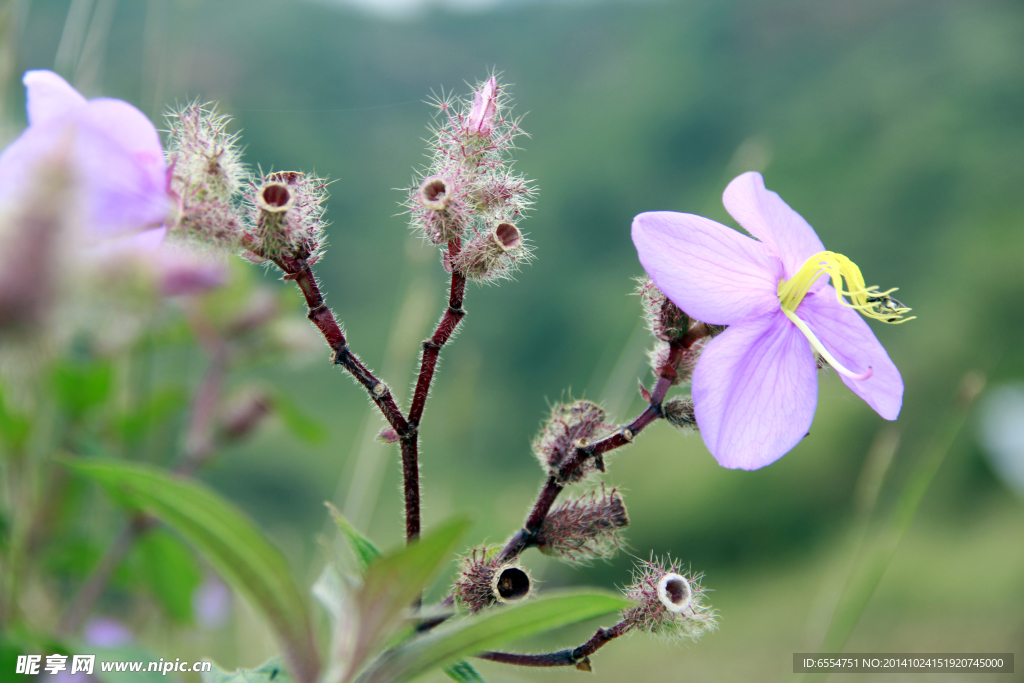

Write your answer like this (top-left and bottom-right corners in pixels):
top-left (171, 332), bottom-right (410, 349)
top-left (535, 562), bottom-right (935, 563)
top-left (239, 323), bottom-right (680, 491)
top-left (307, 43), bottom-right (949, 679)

top-left (3, 0), bottom-right (1023, 680)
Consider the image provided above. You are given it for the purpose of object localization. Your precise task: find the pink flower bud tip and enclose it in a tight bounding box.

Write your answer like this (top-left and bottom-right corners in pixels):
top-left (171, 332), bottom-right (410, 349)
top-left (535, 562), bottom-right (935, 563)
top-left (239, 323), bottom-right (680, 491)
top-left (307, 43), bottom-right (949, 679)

top-left (466, 76), bottom-right (498, 135)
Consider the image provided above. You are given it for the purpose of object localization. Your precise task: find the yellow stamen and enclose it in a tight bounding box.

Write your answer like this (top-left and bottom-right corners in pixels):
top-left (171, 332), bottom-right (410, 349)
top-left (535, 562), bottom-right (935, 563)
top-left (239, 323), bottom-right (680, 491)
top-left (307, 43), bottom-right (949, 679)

top-left (777, 251), bottom-right (914, 381)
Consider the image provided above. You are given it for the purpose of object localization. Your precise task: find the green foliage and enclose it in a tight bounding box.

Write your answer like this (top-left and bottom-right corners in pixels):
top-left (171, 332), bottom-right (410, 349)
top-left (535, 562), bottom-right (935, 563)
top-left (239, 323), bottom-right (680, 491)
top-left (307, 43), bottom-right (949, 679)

top-left (52, 359), bottom-right (113, 418)
top-left (345, 518), bottom-right (469, 679)
top-left (203, 657), bottom-right (294, 683)
top-left (0, 386), bottom-right (31, 451)
top-left (90, 644), bottom-right (167, 683)
top-left (443, 660), bottom-right (487, 683)
top-left (114, 388), bottom-right (188, 447)
top-left (134, 528), bottom-right (202, 623)
top-left (62, 458), bottom-right (319, 682)
top-left (274, 394), bottom-right (327, 445)
top-left (356, 591), bottom-right (631, 683)
top-left (325, 502), bottom-right (381, 574)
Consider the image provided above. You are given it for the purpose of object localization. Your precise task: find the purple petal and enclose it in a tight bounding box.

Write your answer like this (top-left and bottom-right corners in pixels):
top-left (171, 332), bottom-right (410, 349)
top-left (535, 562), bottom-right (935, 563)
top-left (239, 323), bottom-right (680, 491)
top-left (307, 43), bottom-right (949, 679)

top-left (798, 286), bottom-right (903, 420)
top-left (24, 70), bottom-right (86, 126)
top-left (80, 99), bottom-right (166, 184)
top-left (632, 211), bottom-right (783, 326)
top-left (692, 310), bottom-right (818, 469)
top-left (83, 616), bottom-right (134, 647)
top-left (722, 172), bottom-right (825, 278)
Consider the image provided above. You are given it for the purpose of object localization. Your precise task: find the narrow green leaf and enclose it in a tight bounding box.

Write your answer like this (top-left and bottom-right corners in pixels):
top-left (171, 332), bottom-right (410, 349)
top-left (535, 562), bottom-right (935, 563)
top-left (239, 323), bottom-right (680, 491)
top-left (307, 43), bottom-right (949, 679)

top-left (134, 528), bottom-right (202, 622)
top-left (325, 502), bottom-right (381, 574)
top-left (203, 657), bottom-right (294, 683)
top-left (274, 395), bottom-right (327, 445)
top-left (63, 459), bottom-right (319, 683)
top-left (443, 660), bottom-right (486, 683)
top-left (357, 591), bottom-right (630, 683)
top-left (346, 518), bottom-right (470, 680)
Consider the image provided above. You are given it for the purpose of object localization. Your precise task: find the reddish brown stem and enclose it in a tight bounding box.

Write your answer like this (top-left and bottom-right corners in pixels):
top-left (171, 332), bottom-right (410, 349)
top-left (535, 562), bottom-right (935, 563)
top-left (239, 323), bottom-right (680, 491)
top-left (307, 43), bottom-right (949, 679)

top-left (478, 620), bottom-right (632, 669)
top-left (277, 256), bottom-right (409, 436)
top-left (399, 239), bottom-right (467, 541)
top-left (497, 328), bottom-right (706, 564)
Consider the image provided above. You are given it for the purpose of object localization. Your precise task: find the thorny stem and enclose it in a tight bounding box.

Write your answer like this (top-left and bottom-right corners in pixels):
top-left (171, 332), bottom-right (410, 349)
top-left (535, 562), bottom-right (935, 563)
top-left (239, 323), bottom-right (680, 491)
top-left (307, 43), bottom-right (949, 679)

top-left (497, 325), bottom-right (708, 564)
top-left (402, 238), bottom-right (467, 541)
top-left (479, 619), bottom-right (632, 669)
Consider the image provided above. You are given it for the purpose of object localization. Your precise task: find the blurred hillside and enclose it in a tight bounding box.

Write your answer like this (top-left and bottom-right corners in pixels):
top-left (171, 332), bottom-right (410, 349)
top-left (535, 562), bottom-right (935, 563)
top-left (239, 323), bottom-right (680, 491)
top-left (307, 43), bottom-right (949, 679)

top-left (4, 0), bottom-right (1023, 678)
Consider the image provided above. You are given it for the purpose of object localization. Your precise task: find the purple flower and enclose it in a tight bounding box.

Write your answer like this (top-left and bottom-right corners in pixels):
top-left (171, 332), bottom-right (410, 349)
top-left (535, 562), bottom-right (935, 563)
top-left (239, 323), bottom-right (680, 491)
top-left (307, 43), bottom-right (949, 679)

top-left (632, 172), bottom-right (909, 470)
top-left (0, 70), bottom-right (173, 240)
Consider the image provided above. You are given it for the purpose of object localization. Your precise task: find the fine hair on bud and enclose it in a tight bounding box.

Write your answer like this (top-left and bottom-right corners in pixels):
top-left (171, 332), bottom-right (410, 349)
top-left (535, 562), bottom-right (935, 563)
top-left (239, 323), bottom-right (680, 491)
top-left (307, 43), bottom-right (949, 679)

top-left (405, 75), bottom-right (535, 274)
top-left (452, 222), bottom-right (531, 281)
top-left (244, 170), bottom-right (329, 264)
top-left (165, 101), bottom-right (248, 249)
top-left (662, 396), bottom-right (697, 431)
top-left (647, 338), bottom-right (706, 386)
top-left (621, 556), bottom-right (717, 641)
top-left (533, 399), bottom-right (612, 482)
top-left (636, 277), bottom-right (690, 341)
top-left (538, 485), bottom-right (630, 563)
top-left (453, 546), bottom-right (533, 613)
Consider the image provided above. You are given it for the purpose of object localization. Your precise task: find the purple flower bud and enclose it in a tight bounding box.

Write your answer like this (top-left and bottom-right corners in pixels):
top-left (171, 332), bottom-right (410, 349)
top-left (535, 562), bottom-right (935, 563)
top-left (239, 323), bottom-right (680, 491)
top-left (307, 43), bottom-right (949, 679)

top-left (453, 547), bottom-right (533, 613)
top-left (466, 76), bottom-right (498, 136)
top-left (538, 486), bottom-right (629, 562)
top-left (662, 396), bottom-right (697, 430)
top-left (377, 427), bottom-right (399, 443)
top-left (621, 558), bottom-right (716, 640)
top-left (532, 400), bottom-right (611, 482)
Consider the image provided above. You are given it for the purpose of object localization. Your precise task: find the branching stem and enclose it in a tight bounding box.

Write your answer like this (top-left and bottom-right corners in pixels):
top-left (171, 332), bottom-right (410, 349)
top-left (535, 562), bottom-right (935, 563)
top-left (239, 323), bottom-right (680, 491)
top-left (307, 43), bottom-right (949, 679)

top-left (478, 619), bottom-right (632, 669)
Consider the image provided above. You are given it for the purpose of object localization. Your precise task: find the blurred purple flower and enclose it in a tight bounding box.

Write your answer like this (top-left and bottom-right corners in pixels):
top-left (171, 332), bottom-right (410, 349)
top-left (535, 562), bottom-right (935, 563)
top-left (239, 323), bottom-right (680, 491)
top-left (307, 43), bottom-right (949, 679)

top-left (83, 616), bottom-right (134, 647)
top-left (0, 70), bottom-right (225, 297)
top-left (192, 575), bottom-right (232, 629)
top-left (632, 172), bottom-right (907, 470)
top-left (0, 70), bottom-right (173, 240)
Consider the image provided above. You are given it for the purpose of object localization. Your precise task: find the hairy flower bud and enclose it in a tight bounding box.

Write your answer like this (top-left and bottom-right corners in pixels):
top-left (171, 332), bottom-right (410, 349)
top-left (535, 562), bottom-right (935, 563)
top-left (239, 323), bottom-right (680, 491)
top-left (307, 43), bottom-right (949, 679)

top-left (453, 547), bottom-right (533, 613)
top-left (405, 76), bottom-right (534, 275)
top-left (165, 102), bottom-right (247, 249)
top-left (452, 222), bottom-right (530, 280)
top-left (636, 277), bottom-right (690, 341)
top-left (533, 399), bottom-right (611, 482)
top-left (621, 557), bottom-right (716, 640)
top-left (538, 486), bottom-right (629, 563)
top-left (245, 171), bottom-right (328, 263)
top-left (647, 339), bottom-right (707, 386)
top-left (662, 396), bottom-right (697, 431)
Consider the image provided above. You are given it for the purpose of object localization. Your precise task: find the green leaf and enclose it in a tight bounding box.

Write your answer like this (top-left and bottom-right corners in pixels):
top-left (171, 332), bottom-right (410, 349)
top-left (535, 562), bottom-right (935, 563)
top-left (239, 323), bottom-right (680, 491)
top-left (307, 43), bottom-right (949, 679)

top-left (325, 502), bottom-right (381, 574)
top-left (134, 528), bottom-right (202, 622)
top-left (62, 458), bottom-right (319, 683)
top-left (274, 395), bottom-right (327, 445)
top-left (0, 385), bottom-right (31, 451)
top-left (443, 660), bottom-right (486, 683)
top-left (346, 518), bottom-right (470, 680)
top-left (115, 387), bottom-right (188, 445)
top-left (52, 360), bottom-right (113, 418)
top-left (203, 657), bottom-right (294, 683)
top-left (357, 591), bottom-right (630, 683)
